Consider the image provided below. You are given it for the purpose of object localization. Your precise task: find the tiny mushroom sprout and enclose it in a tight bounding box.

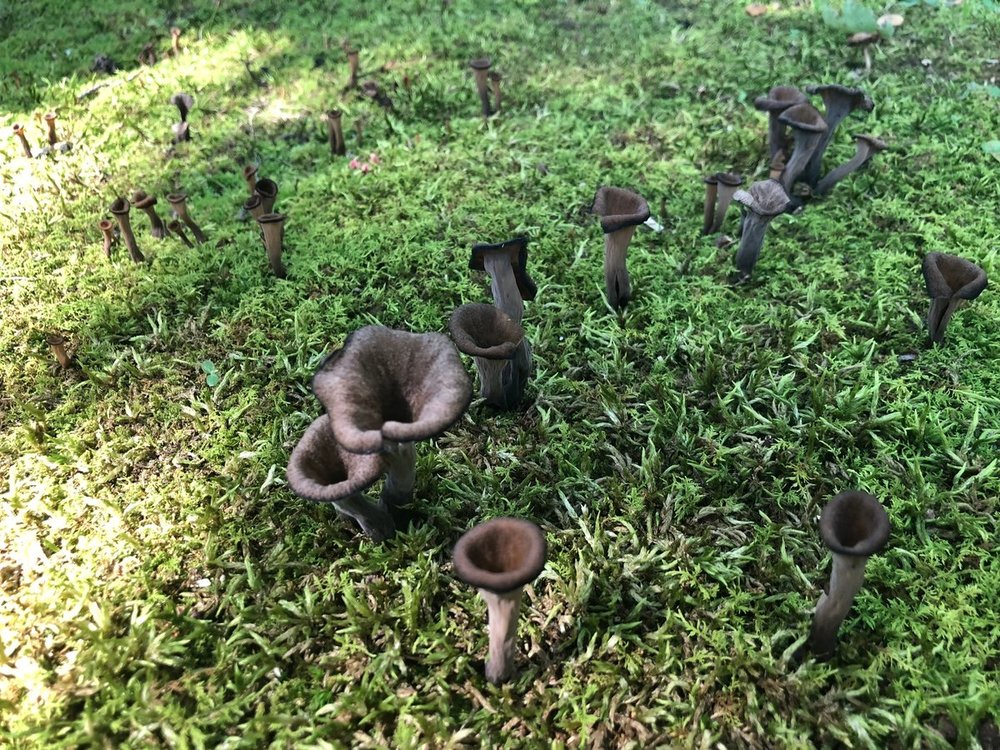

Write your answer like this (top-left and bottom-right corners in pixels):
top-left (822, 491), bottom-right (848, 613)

top-left (167, 220), bottom-right (193, 248)
top-left (287, 416), bottom-right (394, 541)
top-left (469, 57), bottom-right (493, 117)
top-left (312, 326), bottom-right (472, 512)
top-left (452, 517), bottom-right (547, 685)
top-left (257, 212), bottom-right (287, 278)
top-left (702, 172), bottom-right (743, 235)
top-left (809, 490), bottom-right (890, 659)
top-left (753, 85), bottom-right (808, 161)
top-left (12, 123), bottom-right (32, 158)
top-left (132, 191), bottom-right (169, 239)
top-left (166, 192), bottom-right (208, 244)
top-left (732, 179), bottom-right (791, 279)
top-left (804, 84), bottom-right (874, 188)
top-left (591, 186), bottom-right (650, 310)
top-left (109, 197), bottom-right (145, 263)
top-left (922, 252), bottom-right (988, 344)
top-left (815, 134), bottom-right (887, 196)
top-left (777, 103), bottom-right (827, 193)
top-left (449, 303), bottom-right (527, 410)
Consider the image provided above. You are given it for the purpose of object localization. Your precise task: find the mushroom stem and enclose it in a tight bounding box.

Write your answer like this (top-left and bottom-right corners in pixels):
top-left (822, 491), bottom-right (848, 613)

top-left (712, 182), bottom-right (741, 235)
top-left (326, 110), bottom-right (346, 156)
top-left (44, 113), bottom-right (58, 145)
top-left (346, 48), bottom-right (359, 88)
top-left (734, 213), bottom-right (772, 277)
top-left (98, 220), bottom-right (115, 258)
top-left (133, 193), bottom-right (169, 239)
top-left (781, 129), bottom-right (825, 193)
top-left (469, 59), bottom-right (493, 118)
top-left (815, 136), bottom-right (885, 196)
top-left (603, 225), bottom-right (636, 309)
top-left (331, 493), bottom-right (396, 542)
top-left (381, 440), bottom-right (416, 507)
top-left (483, 252), bottom-right (524, 324)
top-left (167, 220), bottom-right (193, 248)
top-left (488, 72), bottom-right (502, 114)
top-left (167, 194), bottom-right (208, 244)
top-left (110, 198), bottom-right (145, 263)
top-left (12, 124), bottom-right (32, 157)
top-left (927, 297), bottom-right (965, 344)
top-left (244, 195), bottom-right (265, 221)
top-left (809, 553), bottom-right (869, 658)
top-left (46, 334), bottom-right (72, 369)
top-left (474, 356), bottom-right (527, 410)
top-left (257, 213), bottom-right (287, 278)
top-left (171, 27), bottom-right (182, 56)
top-left (479, 588), bottom-right (523, 685)
top-left (702, 180), bottom-right (718, 236)
top-left (255, 178), bottom-right (278, 214)
top-left (766, 115), bottom-right (787, 163)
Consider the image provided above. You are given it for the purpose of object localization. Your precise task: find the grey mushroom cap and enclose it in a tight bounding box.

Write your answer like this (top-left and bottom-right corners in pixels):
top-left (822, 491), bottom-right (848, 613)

top-left (704, 171), bottom-right (743, 187)
top-left (312, 326), bottom-right (472, 455)
top-left (733, 179), bottom-right (792, 217)
top-left (453, 517), bottom-right (547, 594)
top-left (923, 253), bottom-right (988, 301)
top-left (592, 186), bottom-right (651, 234)
top-left (287, 416), bottom-right (386, 502)
top-left (806, 84), bottom-right (874, 114)
top-left (819, 491), bottom-right (890, 557)
top-left (469, 57), bottom-right (492, 70)
top-left (469, 236), bottom-right (537, 301)
top-left (753, 85), bottom-right (807, 112)
top-left (448, 303), bottom-right (524, 360)
top-left (170, 92), bottom-right (194, 112)
top-left (779, 102), bottom-right (828, 133)
top-left (854, 133), bottom-right (888, 153)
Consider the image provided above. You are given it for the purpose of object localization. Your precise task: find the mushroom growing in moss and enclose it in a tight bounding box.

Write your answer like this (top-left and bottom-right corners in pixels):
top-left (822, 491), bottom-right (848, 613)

top-left (43, 112), bottom-right (59, 146)
top-left (591, 186), bottom-right (650, 309)
top-left (312, 326), bottom-right (472, 511)
top-left (815, 134), bottom-right (887, 196)
top-left (753, 86), bottom-right (808, 161)
top-left (732, 179), bottom-right (791, 279)
top-left (132, 191), bottom-right (169, 239)
top-left (702, 172), bottom-right (743, 235)
top-left (242, 164), bottom-right (258, 195)
top-left (98, 219), bottom-right (116, 258)
top-left (257, 212), bottom-right (287, 278)
top-left (449, 303), bottom-right (527, 410)
top-left (326, 109), bottom-right (346, 156)
top-left (804, 84), bottom-right (874, 188)
top-left (453, 517), bottom-right (547, 684)
top-left (167, 220), bottom-right (193, 248)
top-left (922, 253), bottom-right (988, 344)
top-left (12, 123), bottom-right (32, 158)
top-left (109, 197), bottom-right (145, 263)
top-left (346, 47), bottom-right (360, 89)
top-left (469, 57), bottom-right (493, 118)
top-left (46, 334), bottom-right (72, 369)
top-left (778, 103), bottom-right (827, 193)
top-left (287, 416), bottom-right (394, 541)
top-left (809, 490), bottom-right (890, 659)
top-left (254, 178), bottom-right (278, 214)
top-left (166, 192), bottom-right (207, 244)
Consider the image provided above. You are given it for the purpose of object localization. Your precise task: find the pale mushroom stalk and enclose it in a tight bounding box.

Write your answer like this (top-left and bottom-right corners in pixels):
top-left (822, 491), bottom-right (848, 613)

top-left (98, 219), bottom-right (116, 258)
top-left (109, 197), bottom-right (145, 263)
top-left (171, 27), bottom-right (182, 56)
top-left (922, 253), bottom-right (988, 344)
top-left (778, 103), bottom-right (827, 192)
top-left (484, 253), bottom-right (523, 323)
top-left (816, 135), bottom-right (886, 196)
top-left (809, 490), bottom-right (890, 659)
top-left (452, 518), bottom-right (547, 685)
top-left (469, 58), bottom-right (493, 117)
top-left (167, 193), bottom-right (207, 244)
top-left (732, 180), bottom-right (791, 278)
top-left (591, 187), bottom-right (650, 309)
top-left (257, 213), bottom-right (287, 278)
top-left (44, 113), bottom-right (58, 145)
top-left (753, 86), bottom-right (808, 161)
top-left (12, 124), bottom-right (32, 157)
top-left (133, 192), bottom-right (169, 239)
top-left (804, 84), bottom-right (874, 189)
top-left (167, 220), bottom-right (193, 248)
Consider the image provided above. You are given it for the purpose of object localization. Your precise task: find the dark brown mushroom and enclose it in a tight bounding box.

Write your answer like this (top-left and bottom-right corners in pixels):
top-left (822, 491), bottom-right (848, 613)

top-left (167, 220), bottom-right (193, 248)
top-left (98, 219), bottom-right (116, 258)
top-left (326, 110), bottom-right (346, 156)
top-left (809, 490), bottom-right (890, 659)
top-left (254, 178), bottom-right (278, 214)
top-left (132, 191), bottom-right (169, 239)
top-left (12, 123), bottom-right (32, 158)
top-left (804, 84), bottom-right (874, 188)
top-left (346, 47), bottom-right (360, 89)
top-left (753, 85), bottom-right (808, 161)
top-left (815, 134), bottom-right (887, 195)
top-left (702, 172), bottom-right (743, 235)
top-left (591, 186), bottom-right (650, 309)
top-left (469, 237), bottom-right (537, 324)
top-left (109, 197), bottom-right (145, 263)
top-left (922, 253), bottom-right (988, 344)
top-left (469, 57), bottom-right (493, 118)
top-left (43, 112), bottom-right (58, 145)
top-left (170, 26), bottom-right (182, 56)
top-left (732, 179), bottom-right (791, 278)
top-left (166, 192), bottom-right (207, 244)
top-left (243, 164), bottom-right (258, 195)
top-left (777, 103), bottom-right (827, 192)
top-left (488, 71), bottom-right (502, 114)
top-left (257, 212), bottom-right (287, 278)
top-left (449, 303), bottom-right (527, 410)
top-left (46, 334), bottom-right (73, 369)
top-left (243, 194), bottom-right (265, 221)
top-left (453, 517), bottom-right (547, 684)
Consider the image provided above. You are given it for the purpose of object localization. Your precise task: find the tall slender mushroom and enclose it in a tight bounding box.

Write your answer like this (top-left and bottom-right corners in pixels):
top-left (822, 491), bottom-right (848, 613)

top-left (168, 220), bottom-right (193, 248)
top-left (98, 219), bottom-right (116, 258)
top-left (922, 253), bottom-right (988, 344)
top-left (243, 164), bottom-right (258, 195)
top-left (591, 186), bottom-right (650, 309)
top-left (453, 517), bottom-right (547, 684)
top-left (346, 47), bottom-right (360, 88)
top-left (815, 134), bottom-right (887, 196)
top-left (311, 326), bottom-right (472, 510)
top-left (287, 416), bottom-right (394, 541)
top-left (12, 123), bottom-right (32, 157)
top-left (449, 303), bottom-right (527, 410)
top-left (702, 175), bottom-right (719, 236)
top-left (257, 212), bottom-right (287, 278)
top-left (778, 103), bottom-right (827, 193)
top-left (326, 109), bottom-right (346, 156)
top-left (171, 92), bottom-right (194, 123)
top-left (809, 490), bottom-right (890, 659)
top-left (488, 71), bottom-right (502, 114)
top-left (803, 84), bottom-right (874, 188)
top-left (702, 172), bottom-right (743, 235)
top-left (170, 26), bottom-right (182, 56)
top-left (43, 112), bottom-right (58, 145)
top-left (255, 178), bottom-right (278, 214)
top-left (166, 192), bottom-right (207, 244)
top-left (132, 191), bottom-right (169, 239)
top-left (46, 334), bottom-right (72, 369)
top-left (469, 58), bottom-right (493, 118)
top-left (732, 179), bottom-right (791, 278)
top-left (753, 86), bottom-right (808, 161)
top-left (109, 197), bottom-right (145, 263)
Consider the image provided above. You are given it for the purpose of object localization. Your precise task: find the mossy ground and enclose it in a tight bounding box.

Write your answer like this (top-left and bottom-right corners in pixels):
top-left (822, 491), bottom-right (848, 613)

top-left (2, 0), bottom-right (999, 747)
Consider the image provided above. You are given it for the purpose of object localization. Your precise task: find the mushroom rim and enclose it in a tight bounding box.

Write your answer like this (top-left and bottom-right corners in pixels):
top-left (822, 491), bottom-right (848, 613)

top-left (286, 416), bottom-right (386, 502)
top-left (452, 517), bottom-right (547, 594)
top-left (592, 187), bottom-right (651, 234)
top-left (818, 490), bottom-right (891, 557)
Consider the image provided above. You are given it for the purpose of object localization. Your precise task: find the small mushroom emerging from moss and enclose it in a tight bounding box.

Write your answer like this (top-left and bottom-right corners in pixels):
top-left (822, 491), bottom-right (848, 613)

top-left (167, 220), bottom-right (193, 247)
top-left (46, 334), bottom-right (72, 369)
top-left (469, 57), bottom-right (493, 118)
top-left (257, 212), bottom-right (287, 278)
top-left (254, 178), bottom-right (278, 214)
top-left (453, 517), bottom-right (547, 684)
top-left (345, 47), bottom-right (360, 88)
top-left (847, 32), bottom-right (879, 73)
top-left (469, 236), bottom-right (537, 325)
top-left (815, 134), bottom-right (887, 196)
top-left (753, 86), bottom-right (808, 161)
top-left (488, 71), bottom-right (502, 114)
top-left (242, 164), bottom-right (258, 195)
top-left (732, 179), bottom-right (790, 278)
top-left (591, 186), bottom-right (650, 309)
top-left (287, 416), bottom-right (394, 541)
top-left (922, 253), bottom-right (988, 344)
top-left (43, 112), bottom-right (59, 146)
top-left (702, 172), bottom-right (743, 235)
top-left (326, 109), bottom-right (346, 156)
top-left (449, 303), bottom-right (527, 410)
top-left (166, 192), bottom-right (207, 244)
top-left (170, 26), bottom-right (182, 56)
top-left (804, 84), bottom-right (874, 188)
top-left (12, 123), bottom-right (32, 158)
top-left (778, 103), bottom-right (827, 192)
top-left (109, 197), bottom-right (145, 263)
top-left (809, 490), bottom-right (890, 659)
top-left (98, 219), bottom-right (116, 258)
top-left (312, 326), bottom-right (472, 511)
top-left (132, 191), bottom-right (169, 239)
top-left (138, 42), bottom-right (157, 66)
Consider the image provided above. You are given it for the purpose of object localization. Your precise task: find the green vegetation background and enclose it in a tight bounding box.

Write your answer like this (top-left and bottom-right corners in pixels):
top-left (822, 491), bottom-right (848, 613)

top-left (1, 0), bottom-right (998, 747)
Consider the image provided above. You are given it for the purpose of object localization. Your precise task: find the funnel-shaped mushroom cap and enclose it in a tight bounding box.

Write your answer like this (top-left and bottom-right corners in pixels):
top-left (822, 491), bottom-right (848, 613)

top-left (807, 84), bottom-right (874, 114)
top-left (923, 253), bottom-right (988, 301)
top-left (469, 237), bottom-right (537, 301)
top-left (99, 219), bottom-right (114, 232)
top-left (779, 103), bottom-right (827, 133)
top-left (592, 186), bottom-right (651, 233)
top-left (704, 172), bottom-right (743, 188)
top-left (733, 179), bottom-right (791, 217)
top-left (170, 92), bottom-right (194, 118)
top-left (453, 517), bottom-right (547, 594)
top-left (819, 491), bottom-right (890, 557)
top-left (166, 192), bottom-right (188, 209)
top-left (109, 197), bottom-right (131, 216)
top-left (448, 303), bottom-right (524, 360)
top-left (469, 57), bottom-right (492, 70)
top-left (312, 326), bottom-right (472, 454)
top-left (287, 416), bottom-right (386, 502)
top-left (132, 191), bottom-right (157, 209)
top-left (754, 85), bottom-right (807, 112)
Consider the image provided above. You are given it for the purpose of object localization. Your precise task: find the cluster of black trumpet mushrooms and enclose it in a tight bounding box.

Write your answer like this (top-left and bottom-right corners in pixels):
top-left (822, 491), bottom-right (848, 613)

top-left (10, 112), bottom-right (72, 158)
top-left (99, 191), bottom-right (207, 264)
